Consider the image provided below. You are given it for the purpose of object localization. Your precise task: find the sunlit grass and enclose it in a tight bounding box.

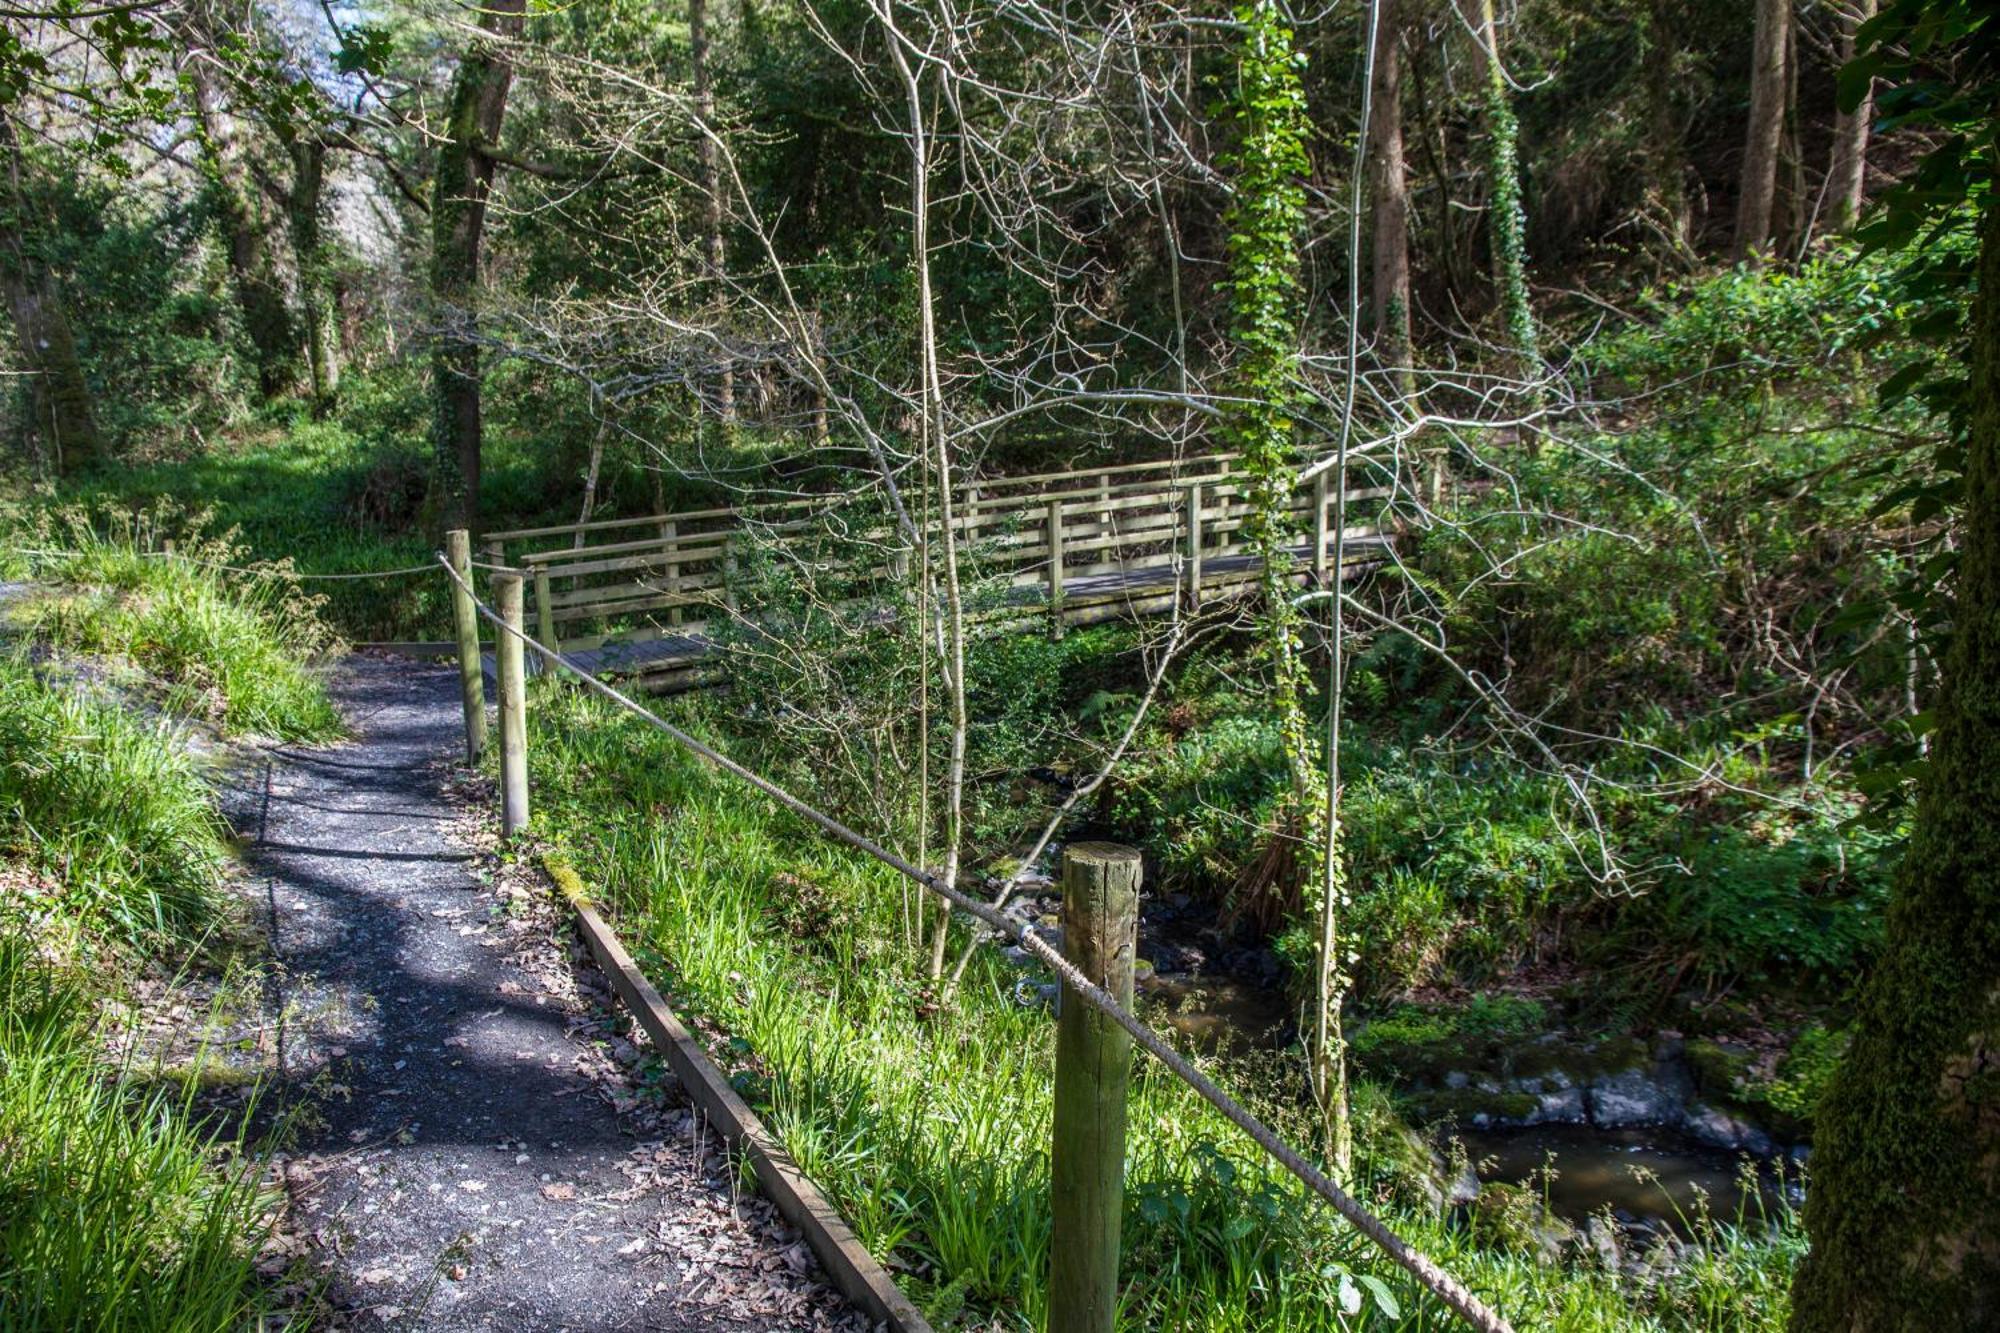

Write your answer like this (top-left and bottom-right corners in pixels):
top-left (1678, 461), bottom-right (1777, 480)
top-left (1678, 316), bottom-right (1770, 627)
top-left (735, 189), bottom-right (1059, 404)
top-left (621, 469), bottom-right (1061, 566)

top-left (0, 939), bottom-right (278, 1332)
top-left (526, 682), bottom-right (1806, 1331)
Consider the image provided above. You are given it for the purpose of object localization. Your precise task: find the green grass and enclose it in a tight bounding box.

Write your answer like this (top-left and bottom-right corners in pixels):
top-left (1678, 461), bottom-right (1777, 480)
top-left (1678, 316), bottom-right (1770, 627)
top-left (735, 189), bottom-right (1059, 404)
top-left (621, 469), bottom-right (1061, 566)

top-left (0, 661), bottom-right (228, 952)
top-left (8, 511), bottom-right (343, 742)
top-left (526, 682), bottom-right (1806, 1331)
top-left (0, 939), bottom-right (278, 1331)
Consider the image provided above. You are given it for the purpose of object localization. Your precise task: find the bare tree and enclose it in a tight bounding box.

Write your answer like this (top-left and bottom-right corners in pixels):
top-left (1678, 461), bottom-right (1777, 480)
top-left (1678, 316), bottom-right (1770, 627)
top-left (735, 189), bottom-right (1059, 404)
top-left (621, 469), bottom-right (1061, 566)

top-left (1826, 0), bottom-right (1877, 234)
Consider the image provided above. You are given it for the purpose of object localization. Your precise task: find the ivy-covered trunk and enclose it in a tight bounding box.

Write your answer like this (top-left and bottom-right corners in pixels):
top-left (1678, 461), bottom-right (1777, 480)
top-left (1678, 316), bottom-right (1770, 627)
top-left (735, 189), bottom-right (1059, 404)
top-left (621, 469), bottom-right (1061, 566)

top-left (189, 61), bottom-right (296, 401)
top-left (1223, 0), bottom-right (1348, 1174)
top-left (1471, 0), bottom-right (1538, 392)
top-left (429, 0), bottom-right (527, 533)
top-left (1788, 188), bottom-right (2000, 1332)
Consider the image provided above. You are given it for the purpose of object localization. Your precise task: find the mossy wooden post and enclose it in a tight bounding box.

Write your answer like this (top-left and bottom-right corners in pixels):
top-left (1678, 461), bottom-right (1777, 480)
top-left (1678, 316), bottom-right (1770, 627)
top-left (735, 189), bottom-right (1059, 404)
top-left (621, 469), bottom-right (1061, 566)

top-left (493, 569), bottom-right (530, 838)
top-left (530, 561), bottom-right (559, 671)
top-left (1046, 497), bottom-right (1066, 635)
top-left (446, 529), bottom-right (487, 764)
top-left (1184, 484), bottom-right (1203, 610)
top-left (1049, 841), bottom-right (1141, 1333)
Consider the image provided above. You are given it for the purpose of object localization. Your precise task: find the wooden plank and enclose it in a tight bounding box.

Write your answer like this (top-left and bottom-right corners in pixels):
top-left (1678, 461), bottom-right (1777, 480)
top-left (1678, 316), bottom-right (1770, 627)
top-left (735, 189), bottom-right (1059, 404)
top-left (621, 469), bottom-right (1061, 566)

top-left (563, 887), bottom-right (934, 1333)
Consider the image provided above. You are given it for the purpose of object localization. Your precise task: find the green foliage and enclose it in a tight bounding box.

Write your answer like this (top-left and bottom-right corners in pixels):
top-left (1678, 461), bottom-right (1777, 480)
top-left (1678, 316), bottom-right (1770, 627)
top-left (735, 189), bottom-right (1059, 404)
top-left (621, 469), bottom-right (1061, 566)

top-left (0, 940), bottom-right (275, 1331)
top-left (13, 510), bottom-right (341, 741)
top-left (0, 662), bottom-right (225, 952)
top-left (1739, 1026), bottom-right (1850, 1124)
top-left (526, 683), bottom-right (1806, 1330)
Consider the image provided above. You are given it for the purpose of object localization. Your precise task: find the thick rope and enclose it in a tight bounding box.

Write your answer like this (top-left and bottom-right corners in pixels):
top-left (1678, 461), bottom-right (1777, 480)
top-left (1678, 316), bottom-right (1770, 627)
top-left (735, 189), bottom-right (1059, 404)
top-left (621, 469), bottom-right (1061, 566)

top-left (437, 554), bottom-right (1514, 1333)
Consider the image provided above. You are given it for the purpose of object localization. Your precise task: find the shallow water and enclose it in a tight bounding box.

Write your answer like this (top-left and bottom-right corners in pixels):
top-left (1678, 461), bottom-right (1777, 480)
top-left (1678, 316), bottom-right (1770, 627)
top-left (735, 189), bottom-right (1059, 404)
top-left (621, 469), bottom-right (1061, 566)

top-left (1138, 972), bottom-right (1291, 1056)
top-left (1455, 1124), bottom-right (1792, 1231)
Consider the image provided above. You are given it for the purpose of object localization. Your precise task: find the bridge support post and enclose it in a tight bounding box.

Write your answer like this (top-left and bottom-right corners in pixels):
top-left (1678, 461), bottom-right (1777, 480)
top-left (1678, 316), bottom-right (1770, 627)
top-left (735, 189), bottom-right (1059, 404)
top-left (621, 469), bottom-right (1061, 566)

top-left (531, 562), bottom-right (560, 672)
top-left (1049, 842), bottom-right (1141, 1333)
top-left (446, 529), bottom-right (487, 764)
top-left (494, 569), bottom-right (530, 839)
top-left (1046, 497), bottom-right (1065, 636)
top-left (1184, 484), bottom-right (1203, 610)
top-left (664, 520), bottom-right (683, 627)
top-left (1312, 472), bottom-right (1330, 583)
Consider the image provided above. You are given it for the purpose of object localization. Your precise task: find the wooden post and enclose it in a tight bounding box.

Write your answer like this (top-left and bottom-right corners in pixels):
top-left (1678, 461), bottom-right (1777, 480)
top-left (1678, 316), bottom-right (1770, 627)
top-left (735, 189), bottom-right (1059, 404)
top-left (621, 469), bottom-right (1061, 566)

top-left (1184, 484), bottom-right (1203, 610)
top-left (1049, 842), bottom-right (1142, 1333)
top-left (1046, 497), bottom-right (1065, 633)
top-left (663, 520), bottom-right (682, 627)
top-left (723, 531), bottom-right (740, 614)
top-left (493, 570), bottom-right (530, 838)
top-left (1312, 473), bottom-right (1330, 583)
top-left (532, 562), bottom-right (559, 671)
top-left (446, 530), bottom-right (487, 764)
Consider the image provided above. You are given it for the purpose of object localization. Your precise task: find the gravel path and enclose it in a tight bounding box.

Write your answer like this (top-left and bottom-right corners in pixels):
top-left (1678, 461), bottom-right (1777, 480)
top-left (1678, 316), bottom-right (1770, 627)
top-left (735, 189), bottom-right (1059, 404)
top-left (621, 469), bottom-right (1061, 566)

top-left (221, 653), bottom-right (868, 1332)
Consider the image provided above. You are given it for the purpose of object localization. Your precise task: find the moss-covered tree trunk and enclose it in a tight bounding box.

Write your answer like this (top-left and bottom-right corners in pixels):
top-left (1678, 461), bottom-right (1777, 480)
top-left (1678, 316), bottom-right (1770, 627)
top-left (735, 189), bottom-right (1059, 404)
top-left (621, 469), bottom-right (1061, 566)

top-left (288, 134), bottom-right (339, 415)
top-left (1788, 190), bottom-right (2000, 1333)
top-left (429, 0), bottom-right (527, 534)
top-left (189, 62), bottom-right (296, 400)
top-left (1367, 0), bottom-right (1411, 393)
top-left (0, 117), bottom-right (102, 473)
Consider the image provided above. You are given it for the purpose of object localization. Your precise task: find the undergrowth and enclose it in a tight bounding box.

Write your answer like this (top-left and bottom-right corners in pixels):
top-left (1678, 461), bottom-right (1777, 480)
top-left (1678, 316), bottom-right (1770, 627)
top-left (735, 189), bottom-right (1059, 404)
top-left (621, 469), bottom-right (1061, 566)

top-left (0, 939), bottom-right (276, 1331)
top-left (526, 682), bottom-right (1805, 1331)
top-left (8, 509), bottom-right (342, 741)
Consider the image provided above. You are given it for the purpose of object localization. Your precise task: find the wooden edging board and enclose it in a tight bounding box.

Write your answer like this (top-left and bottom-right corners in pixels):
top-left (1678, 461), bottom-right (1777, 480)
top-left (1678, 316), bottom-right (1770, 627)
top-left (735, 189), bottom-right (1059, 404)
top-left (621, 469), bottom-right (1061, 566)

top-left (551, 865), bottom-right (935, 1333)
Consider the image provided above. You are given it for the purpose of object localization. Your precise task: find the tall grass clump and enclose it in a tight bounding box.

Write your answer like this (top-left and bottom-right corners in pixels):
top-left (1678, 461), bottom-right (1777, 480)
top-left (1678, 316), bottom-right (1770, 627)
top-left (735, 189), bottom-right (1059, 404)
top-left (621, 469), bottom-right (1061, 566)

top-left (10, 507), bottom-right (342, 741)
top-left (525, 684), bottom-right (1805, 1331)
top-left (0, 939), bottom-right (276, 1331)
top-left (0, 661), bottom-right (225, 951)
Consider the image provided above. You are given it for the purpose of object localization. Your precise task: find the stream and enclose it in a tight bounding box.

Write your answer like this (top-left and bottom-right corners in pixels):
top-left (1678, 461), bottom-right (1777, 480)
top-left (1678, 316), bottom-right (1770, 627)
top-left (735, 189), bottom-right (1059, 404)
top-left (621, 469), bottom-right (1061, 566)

top-left (1454, 1125), bottom-right (1794, 1233)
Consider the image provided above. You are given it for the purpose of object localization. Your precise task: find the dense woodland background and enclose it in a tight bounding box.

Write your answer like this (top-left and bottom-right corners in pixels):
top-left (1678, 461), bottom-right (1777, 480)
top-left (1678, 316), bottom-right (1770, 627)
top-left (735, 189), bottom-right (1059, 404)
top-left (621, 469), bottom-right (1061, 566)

top-left (2, 0), bottom-right (1997, 1329)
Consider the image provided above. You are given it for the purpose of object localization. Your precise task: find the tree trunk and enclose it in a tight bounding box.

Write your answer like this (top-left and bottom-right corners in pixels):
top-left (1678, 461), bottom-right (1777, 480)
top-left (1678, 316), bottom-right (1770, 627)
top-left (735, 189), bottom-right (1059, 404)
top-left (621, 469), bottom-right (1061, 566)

top-left (289, 134), bottom-right (340, 414)
top-left (1736, 0), bottom-right (1790, 262)
top-left (428, 0), bottom-right (527, 534)
top-left (1642, 0), bottom-right (1690, 257)
top-left (691, 0), bottom-right (733, 425)
top-left (0, 117), bottom-right (102, 473)
top-left (1826, 0), bottom-right (1877, 233)
top-left (189, 61), bottom-right (295, 399)
top-left (1471, 0), bottom-right (1539, 396)
top-left (1787, 196), bottom-right (2000, 1333)
top-left (1367, 0), bottom-right (1411, 393)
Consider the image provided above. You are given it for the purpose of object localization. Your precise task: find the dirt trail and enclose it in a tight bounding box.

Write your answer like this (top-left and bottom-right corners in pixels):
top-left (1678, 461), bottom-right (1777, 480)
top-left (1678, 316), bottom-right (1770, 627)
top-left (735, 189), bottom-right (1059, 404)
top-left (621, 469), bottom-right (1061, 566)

top-left (222, 652), bottom-right (867, 1332)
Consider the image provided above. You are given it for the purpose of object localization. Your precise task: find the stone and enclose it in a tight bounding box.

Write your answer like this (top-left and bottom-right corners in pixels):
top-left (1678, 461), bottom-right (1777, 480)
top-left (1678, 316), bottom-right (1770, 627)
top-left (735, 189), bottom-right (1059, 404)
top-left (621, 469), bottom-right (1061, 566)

top-left (1527, 1085), bottom-right (1587, 1126)
top-left (1588, 1067), bottom-right (1684, 1128)
top-left (1584, 1216), bottom-right (1622, 1272)
top-left (1443, 1070), bottom-right (1472, 1090)
top-left (1682, 1103), bottom-right (1775, 1157)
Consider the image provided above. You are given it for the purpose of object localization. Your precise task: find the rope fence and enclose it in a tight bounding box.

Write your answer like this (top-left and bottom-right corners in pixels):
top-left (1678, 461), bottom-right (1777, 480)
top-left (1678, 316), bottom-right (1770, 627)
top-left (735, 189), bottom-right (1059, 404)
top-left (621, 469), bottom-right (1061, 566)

top-left (11, 546), bottom-right (440, 581)
top-left (433, 552), bottom-right (1514, 1333)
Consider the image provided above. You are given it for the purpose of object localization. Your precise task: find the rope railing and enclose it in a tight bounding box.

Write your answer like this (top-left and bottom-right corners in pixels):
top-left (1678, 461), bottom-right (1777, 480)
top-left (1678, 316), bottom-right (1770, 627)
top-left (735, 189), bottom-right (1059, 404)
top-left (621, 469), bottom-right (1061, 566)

top-left (433, 552), bottom-right (1515, 1333)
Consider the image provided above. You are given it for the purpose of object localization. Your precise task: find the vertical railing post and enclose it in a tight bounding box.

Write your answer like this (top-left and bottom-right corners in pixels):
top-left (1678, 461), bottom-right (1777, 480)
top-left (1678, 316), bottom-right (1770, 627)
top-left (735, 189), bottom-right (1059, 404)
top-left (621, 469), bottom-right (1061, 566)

top-left (1312, 472), bottom-right (1330, 584)
top-left (1184, 484), bottom-right (1203, 611)
top-left (1046, 497), bottom-right (1065, 633)
top-left (446, 529), bottom-right (487, 764)
top-left (493, 569), bottom-right (530, 839)
top-left (663, 520), bottom-right (683, 628)
top-left (1049, 842), bottom-right (1141, 1333)
top-left (532, 561), bottom-right (559, 671)
top-left (722, 531), bottom-right (740, 615)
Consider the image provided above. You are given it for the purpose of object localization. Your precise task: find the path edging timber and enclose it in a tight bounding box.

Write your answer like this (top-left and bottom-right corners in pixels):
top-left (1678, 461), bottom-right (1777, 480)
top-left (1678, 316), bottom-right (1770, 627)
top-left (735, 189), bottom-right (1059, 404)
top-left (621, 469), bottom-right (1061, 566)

top-left (545, 856), bottom-right (935, 1333)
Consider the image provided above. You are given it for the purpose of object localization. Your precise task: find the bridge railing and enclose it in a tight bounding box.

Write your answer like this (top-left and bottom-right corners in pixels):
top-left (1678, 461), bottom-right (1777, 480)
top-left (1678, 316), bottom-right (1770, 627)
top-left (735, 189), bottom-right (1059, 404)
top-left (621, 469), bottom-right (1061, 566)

top-left (487, 453), bottom-right (1399, 675)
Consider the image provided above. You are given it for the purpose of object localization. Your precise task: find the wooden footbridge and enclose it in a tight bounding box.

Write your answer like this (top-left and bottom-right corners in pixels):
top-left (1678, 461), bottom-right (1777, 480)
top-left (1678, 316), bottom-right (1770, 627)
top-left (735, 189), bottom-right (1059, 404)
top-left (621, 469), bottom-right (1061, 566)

top-left (479, 453), bottom-right (1395, 690)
